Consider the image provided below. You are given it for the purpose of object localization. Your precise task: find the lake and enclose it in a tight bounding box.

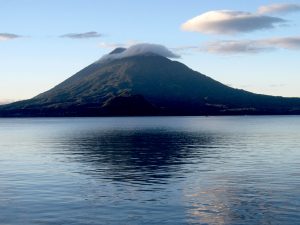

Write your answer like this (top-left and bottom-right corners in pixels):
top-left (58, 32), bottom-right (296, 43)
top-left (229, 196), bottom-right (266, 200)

top-left (0, 116), bottom-right (299, 225)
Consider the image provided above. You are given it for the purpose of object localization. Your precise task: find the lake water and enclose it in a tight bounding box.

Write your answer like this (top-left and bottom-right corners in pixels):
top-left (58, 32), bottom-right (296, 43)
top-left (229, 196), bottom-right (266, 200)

top-left (0, 116), bottom-right (299, 225)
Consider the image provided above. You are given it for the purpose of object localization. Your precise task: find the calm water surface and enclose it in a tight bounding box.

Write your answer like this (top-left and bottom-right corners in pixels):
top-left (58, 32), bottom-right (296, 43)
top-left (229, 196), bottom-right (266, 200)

top-left (0, 116), bottom-right (299, 225)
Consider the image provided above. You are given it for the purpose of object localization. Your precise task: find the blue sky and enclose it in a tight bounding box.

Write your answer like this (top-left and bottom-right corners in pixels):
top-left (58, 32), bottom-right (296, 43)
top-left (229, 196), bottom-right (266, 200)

top-left (1, 0), bottom-right (300, 103)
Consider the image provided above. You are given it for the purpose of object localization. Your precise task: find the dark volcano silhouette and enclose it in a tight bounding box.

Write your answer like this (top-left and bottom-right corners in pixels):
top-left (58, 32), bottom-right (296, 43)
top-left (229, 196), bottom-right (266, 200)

top-left (1, 48), bottom-right (300, 116)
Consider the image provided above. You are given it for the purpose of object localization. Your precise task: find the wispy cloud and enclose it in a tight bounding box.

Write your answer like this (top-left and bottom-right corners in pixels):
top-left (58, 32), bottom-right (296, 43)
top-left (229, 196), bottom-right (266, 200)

top-left (258, 3), bottom-right (300, 15)
top-left (60, 31), bottom-right (102, 39)
top-left (203, 36), bottom-right (300, 54)
top-left (203, 40), bottom-right (273, 54)
top-left (174, 36), bottom-right (300, 55)
top-left (181, 10), bottom-right (286, 35)
top-left (0, 33), bottom-right (22, 41)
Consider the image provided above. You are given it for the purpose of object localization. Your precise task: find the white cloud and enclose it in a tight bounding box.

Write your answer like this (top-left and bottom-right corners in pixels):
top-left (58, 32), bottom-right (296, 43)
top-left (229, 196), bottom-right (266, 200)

top-left (98, 43), bottom-right (180, 62)
top-left (0, 33), bottom-right (21, 41)
top-left (60, 31), bottom-right (102, 39)
top-left (202, 36), bottom-right (300, 54)
top-left (258, 3), bottom-right (300, 15)
top-left (181, 10), bottom-right (286, 35)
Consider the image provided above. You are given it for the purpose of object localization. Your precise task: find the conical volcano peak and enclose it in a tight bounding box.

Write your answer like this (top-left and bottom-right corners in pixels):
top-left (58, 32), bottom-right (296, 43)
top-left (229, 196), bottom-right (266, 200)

top-left (98, 43), bottom-right (180, 63)
top-left (1, 42), bottom-right (300, 117)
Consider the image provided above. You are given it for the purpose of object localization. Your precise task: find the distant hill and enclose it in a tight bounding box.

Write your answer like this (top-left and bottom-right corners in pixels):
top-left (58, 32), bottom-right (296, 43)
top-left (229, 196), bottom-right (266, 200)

top-left (1, 47), bottom-right (300, 116)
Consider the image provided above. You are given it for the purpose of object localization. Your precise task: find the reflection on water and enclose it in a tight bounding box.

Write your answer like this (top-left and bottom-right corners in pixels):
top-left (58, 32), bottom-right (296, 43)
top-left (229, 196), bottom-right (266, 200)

top-left (60, 130), bottom-right (217, 184)
top-left (0, 116), bottom-right (300, 225)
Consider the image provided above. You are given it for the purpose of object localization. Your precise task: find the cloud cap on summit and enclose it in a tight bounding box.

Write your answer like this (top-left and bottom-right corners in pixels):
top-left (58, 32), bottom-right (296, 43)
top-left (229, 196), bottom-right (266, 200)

top-left (98, 43), bottom-right (180, 62)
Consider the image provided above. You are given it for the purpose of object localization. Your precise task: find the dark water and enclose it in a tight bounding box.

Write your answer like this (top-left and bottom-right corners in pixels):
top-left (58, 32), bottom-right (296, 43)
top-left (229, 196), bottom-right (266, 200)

top-left (0, 116), bottom-right (299, 225)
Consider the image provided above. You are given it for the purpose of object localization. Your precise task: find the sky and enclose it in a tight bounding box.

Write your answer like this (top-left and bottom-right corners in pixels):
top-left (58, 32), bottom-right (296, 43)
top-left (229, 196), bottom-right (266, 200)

top-left (1, 0), bottom-right (300, 104)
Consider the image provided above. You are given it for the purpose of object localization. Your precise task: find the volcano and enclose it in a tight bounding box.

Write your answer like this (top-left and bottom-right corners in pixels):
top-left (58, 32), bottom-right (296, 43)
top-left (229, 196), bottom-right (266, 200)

top-left (1, 45), bottom-right (300, 116)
